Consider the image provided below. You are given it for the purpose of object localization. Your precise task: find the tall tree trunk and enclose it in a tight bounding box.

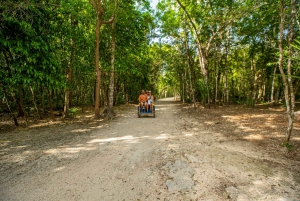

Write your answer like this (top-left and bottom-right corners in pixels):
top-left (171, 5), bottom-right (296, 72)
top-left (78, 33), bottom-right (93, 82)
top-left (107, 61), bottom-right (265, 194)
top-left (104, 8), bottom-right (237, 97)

top-left (107, 11), bottom-right (117, 119)
top-left (91, 0), bottom-right (115, 119)
top-left (176, 0), bottom-right (209, 105)
top-left (64, 15), bottom-right (75, 118)
top-left (214, 45), bottom-right (220, 105)
top-left (249, 52), bottom-right (256, 106)
top-left (286, 0), bottom-right (296, 143)
top-left (182, 69), bottom-right (186, 103)
top-left (278, 0), bottom-right (296, 144)
top-left (224, 35), bottom-right (230, 105)
top-left (94, 13), bottom-right (102, 118)
top-left (183, 25), bottom-right (196, 108)
top-left (63, 59), bottom-right (73, 118)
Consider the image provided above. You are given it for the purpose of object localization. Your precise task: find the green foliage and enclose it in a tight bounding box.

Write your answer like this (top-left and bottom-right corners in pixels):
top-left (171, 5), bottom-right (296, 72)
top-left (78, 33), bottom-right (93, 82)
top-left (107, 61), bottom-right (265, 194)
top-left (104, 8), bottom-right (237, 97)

top-left (69, 107), bottom-right (81, 117)
top-left (196, 79), bottom-right (209, 103)
top-left (0, 0), bottom-right (155, 117)
top-left (281, 141), bottom-right (294, 151)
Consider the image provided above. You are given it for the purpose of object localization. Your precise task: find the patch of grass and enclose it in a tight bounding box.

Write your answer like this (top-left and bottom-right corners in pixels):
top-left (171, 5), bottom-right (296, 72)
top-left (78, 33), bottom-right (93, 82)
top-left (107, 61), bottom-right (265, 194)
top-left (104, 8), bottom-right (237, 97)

top-left (281, 141), bottom-right (294, 151)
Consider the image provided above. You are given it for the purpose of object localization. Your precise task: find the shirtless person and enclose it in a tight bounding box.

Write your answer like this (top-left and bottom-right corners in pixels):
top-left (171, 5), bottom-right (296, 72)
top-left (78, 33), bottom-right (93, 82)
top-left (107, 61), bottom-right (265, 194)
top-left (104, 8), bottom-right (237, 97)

top-left (138, 90), bottom-right (148, 112)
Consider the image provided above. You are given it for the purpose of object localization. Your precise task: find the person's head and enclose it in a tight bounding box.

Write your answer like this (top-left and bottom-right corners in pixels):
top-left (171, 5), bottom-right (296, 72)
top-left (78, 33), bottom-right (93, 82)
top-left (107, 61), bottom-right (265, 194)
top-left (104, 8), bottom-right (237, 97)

top-left (148, 91), bottom-right (151, 95)
top-left (141, 90), bottom-right (145, 94)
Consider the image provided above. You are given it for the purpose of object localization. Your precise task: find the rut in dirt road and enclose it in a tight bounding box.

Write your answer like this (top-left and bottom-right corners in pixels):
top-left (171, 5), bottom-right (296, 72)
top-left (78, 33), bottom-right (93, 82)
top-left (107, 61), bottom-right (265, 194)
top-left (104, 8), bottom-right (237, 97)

top-left (1, 98), bottom-right (299, 201)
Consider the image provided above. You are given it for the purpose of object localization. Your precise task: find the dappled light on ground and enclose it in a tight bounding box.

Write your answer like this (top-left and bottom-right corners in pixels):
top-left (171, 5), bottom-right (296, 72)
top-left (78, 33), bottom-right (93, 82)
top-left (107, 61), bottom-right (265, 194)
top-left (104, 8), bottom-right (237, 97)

top-left (218, 109), bottom-right (298, 144)
top-left (183, 133), bottom-right (193, 137)
top-left (155, 134), bottom-right (169, 139)
top-left (0, 100), bottom-right (299, 200)
top-left (88, 135), bottom-right (137, 144)
top-left (181, 103), bottom-right (300, 164)
top-left (53, 166), bottom-right (65, 172)
top-left (243, 134), bottom-right (264, 140)
top-left (71, 128), bottom-right (92, 133)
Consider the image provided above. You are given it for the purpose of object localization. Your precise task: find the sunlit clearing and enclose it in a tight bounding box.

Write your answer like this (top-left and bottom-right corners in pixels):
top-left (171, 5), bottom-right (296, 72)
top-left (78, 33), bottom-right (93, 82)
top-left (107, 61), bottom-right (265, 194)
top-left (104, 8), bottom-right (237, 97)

top-left (244, 134), bottom-right (263, 140)
top-left (53, 166), bottom-right (65, 172)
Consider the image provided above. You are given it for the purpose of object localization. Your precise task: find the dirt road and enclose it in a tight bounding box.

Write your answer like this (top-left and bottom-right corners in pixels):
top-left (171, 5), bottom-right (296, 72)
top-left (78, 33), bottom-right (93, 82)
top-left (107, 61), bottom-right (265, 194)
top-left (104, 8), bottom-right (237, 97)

top-left (1, 98), bottom-right (299, 200)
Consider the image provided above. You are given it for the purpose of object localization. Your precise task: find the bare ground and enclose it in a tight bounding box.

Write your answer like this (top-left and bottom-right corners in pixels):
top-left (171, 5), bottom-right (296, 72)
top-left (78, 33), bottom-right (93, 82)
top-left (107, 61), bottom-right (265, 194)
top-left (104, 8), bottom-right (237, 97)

top-left (0, 98), bottom-right (300, 201)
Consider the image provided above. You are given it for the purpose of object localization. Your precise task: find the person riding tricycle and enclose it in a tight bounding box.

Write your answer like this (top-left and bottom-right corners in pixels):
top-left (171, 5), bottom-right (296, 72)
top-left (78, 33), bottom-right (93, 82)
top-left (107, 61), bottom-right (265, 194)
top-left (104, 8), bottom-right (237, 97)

top-left (138, 89), bottom-right (155, 118)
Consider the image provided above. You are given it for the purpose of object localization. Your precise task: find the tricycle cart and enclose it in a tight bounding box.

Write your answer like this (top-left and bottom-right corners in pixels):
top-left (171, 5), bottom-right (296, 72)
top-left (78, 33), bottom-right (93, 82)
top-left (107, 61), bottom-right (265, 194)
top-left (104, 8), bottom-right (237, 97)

top-left (137, 105), bottom-right (155, 118)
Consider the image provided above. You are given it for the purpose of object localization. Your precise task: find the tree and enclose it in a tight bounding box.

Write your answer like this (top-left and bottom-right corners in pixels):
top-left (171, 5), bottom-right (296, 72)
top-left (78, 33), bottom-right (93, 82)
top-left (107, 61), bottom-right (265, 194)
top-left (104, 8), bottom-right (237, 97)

top-left (90, 0), bottom-right (115, 118)
top-left (107, 1), bottom-right (117, 120)
top-left (278, 0), bottom-right (297, 146)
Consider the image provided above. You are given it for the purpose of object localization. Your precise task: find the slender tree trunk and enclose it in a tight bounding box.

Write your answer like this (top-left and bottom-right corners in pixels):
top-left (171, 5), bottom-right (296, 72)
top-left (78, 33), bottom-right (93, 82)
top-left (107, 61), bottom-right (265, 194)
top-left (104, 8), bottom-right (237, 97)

top-left (225, 71), bottom-right (229, 105)
top-left (270, 66), bottom-right (277, 103)
top-left (94, 14), bottom-right (102, 118)
top-left (91, 0), bottom-right (115, 119)
top-left (176, 0), bottom-right (210, 105)
top-left (183, 26), bottom-right (196, 108)
top-left (107, 12), bottom-right (117, 119)
top-left (63, 62), bottom-right (73, 118)
top-left (286, 0), bottom-right (296, 143)
top-left (64, 16), bottom-right (75, 118)
top-left (249, 53), bottom-right (256, 106)
top-left (214, 47), bottom-right (219, 105)
top-left (47, 88), bottom-right (54, 119)
top-left (278, 0), bottom-right (296, 144)
top-left (30, 87), bottom-right (41, 120)
top-left (224, 36), bottom-right (229, 105)
top-left (275, 82), bottom-right (280, 104)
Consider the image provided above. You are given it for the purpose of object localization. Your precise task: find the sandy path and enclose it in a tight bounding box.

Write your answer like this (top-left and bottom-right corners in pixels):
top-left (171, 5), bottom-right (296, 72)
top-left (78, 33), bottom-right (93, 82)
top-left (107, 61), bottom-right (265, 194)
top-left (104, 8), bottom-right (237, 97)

top-left (0, 98), bottom-right (299, 201)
